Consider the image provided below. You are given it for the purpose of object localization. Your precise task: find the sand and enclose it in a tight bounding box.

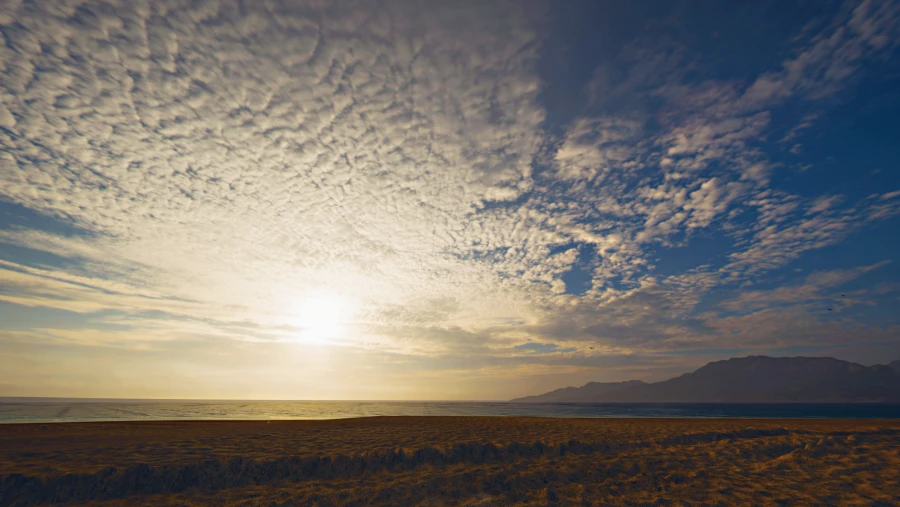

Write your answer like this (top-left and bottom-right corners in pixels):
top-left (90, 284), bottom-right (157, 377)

top-left (1, 417), bottom-right (899, 506)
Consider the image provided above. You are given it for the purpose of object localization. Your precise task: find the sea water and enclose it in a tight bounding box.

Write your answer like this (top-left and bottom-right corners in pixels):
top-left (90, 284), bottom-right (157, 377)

top-left (2, 399), bottom-right (900, 423)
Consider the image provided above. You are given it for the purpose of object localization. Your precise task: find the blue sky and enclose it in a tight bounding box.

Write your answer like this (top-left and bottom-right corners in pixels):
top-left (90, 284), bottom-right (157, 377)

top-left (0, 0), bottom-right (898, 400)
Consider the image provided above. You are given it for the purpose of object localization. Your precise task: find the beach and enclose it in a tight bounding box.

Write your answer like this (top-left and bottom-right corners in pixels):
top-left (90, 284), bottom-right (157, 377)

top-left (2, 417), bottom-right (899, 506)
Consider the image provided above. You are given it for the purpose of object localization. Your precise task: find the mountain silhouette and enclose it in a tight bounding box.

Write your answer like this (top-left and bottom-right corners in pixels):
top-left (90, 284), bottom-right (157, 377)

top-left (509, 380), bottom-right (646, 403)
top-left (888, 360), bottom-right (900, 372)
top-left (510, 356), bottom-right (900, 403)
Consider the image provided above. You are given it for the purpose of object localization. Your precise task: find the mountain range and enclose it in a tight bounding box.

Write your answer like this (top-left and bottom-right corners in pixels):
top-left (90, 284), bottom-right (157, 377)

top-left (510, 356), bottom-right (900, 403)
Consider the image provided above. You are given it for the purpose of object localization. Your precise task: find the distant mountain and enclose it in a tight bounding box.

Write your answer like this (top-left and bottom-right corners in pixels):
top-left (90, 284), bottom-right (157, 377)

top-left (510, 356), bottom-right (900, 403)
top-left (888, 360), bottom-right (900, 372)
top-left (510, 380), bottom-right (646, 403)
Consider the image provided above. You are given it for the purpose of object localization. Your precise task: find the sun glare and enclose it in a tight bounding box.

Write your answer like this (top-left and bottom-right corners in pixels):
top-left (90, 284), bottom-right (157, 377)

top-left (294, 294), bottom-right (349, 344)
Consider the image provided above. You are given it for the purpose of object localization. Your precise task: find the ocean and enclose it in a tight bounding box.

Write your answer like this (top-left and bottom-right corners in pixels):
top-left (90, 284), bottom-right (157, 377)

top-left (2, 399), bottom-right (900, 423)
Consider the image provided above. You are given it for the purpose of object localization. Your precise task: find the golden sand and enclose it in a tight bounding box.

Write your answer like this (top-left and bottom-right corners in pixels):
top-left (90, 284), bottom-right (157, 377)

top-left (1, 417), bottom-right (899, 506)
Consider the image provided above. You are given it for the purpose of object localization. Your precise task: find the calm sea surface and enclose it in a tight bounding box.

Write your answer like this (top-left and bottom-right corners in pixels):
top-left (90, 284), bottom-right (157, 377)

top-left (2, 400), bottom-right (900, 423)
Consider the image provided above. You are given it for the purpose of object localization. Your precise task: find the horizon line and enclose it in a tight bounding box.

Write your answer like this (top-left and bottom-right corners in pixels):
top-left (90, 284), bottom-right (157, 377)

top-left (0, 397), bottom-right (510, 403)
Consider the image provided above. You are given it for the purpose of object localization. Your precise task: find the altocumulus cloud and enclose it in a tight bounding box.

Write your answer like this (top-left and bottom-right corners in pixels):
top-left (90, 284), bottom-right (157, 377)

top-left (0, 0), bottom-right (547, 327)
top-left (0, 0), bottom-right (899, 399)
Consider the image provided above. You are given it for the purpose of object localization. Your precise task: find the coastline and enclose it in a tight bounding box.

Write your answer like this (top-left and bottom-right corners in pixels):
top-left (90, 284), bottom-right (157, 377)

top-left (3, 417), bottom-right (900, 506)
top-left (4, 400), bottom-right (900, 425)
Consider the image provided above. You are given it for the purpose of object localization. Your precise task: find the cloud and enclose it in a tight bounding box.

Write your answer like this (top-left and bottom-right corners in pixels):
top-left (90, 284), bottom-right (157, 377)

top-left (0, 0), bottom-right (899, 398)
top-left (721, 261), bottom-right (892, 312)
top-left (535, 0), bottom-right (900, 295)
top-left (743, 0), bottom-right (900, 104)
top-left (0, 0), bottom-right (548, 329)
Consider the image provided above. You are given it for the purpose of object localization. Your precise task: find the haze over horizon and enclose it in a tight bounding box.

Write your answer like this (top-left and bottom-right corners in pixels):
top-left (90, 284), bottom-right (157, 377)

top-left (2, 0), bottom-right (900, 401)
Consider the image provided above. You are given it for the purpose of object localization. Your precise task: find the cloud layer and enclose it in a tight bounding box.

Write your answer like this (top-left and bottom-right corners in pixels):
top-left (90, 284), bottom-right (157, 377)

top-left (1, 0), bottom-right (899, 398)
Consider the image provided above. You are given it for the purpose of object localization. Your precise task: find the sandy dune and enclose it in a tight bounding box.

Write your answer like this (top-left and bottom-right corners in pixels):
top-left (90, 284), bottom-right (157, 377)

top-left (1, 417), bottom-right (899, 506)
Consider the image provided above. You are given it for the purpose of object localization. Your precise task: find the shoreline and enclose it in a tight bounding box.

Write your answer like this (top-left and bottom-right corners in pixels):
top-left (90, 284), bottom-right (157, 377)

top-left (5, 400), bottom-right (900, 426)
top-left (3, 417), bottom-right (900, 505)
top-left (5, 413), bottom-right (900, 425)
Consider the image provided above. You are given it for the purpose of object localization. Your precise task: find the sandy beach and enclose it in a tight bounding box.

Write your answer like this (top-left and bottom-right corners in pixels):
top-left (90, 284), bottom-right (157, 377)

top-left (1, 417), bottom-right (899, 506)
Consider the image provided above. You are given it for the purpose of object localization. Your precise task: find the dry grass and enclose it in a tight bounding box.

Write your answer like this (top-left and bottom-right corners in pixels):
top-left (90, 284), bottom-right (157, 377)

top-left (1, 417), bottom-right (899, 506)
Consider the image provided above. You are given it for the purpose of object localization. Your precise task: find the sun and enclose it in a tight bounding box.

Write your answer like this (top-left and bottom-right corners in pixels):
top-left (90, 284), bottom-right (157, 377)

top-left (293, 294), bottom-right (348, 344)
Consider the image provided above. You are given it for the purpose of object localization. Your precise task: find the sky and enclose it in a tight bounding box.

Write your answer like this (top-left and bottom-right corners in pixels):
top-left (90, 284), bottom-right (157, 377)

top-left (1, 0), bottom-right (899, 400)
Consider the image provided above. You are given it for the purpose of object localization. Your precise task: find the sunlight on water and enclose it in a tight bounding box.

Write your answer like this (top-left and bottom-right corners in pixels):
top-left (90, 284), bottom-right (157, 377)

top-left (2, 401), bottom-right (900, 423)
